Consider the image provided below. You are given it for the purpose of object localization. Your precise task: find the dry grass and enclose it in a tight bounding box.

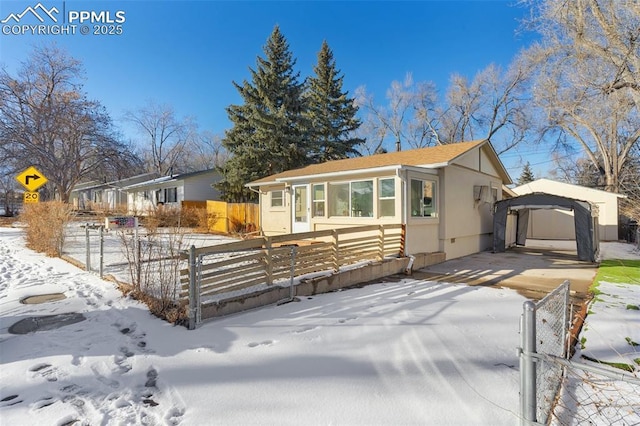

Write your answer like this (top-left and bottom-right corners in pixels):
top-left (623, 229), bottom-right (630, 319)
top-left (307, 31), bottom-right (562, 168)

top-left (20, 201), bottom-right (73, 256)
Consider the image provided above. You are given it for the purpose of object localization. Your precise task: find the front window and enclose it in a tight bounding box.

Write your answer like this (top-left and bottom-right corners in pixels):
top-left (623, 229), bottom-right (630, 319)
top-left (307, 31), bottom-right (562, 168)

top-left (379, 178), bottom-right (395, 217)
top-left (312, 184), bottom-right (325, 217)
top-left (328, 180), bottom-right (373, 217)
top-left (329, 183), bottom-right (349, 216)
top-left (165, 187), bottom-right (178, 203)
top-left (351, 181), bottom-right (373, 217)
top-left (410, 179), bottom-right (437, 217)
top-left (271, 190), bottom-right (283, 208)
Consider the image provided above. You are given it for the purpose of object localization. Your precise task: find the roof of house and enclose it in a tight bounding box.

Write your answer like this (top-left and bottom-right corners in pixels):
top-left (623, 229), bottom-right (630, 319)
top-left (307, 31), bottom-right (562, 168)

top-left (122, 169), bottom-right (219, 190)
top-left (513, 178), bottom-right (627, 199)
top-left (248, 140), bottom-right (512, 185)
top-left (70, 173), bottom-right (159, 193)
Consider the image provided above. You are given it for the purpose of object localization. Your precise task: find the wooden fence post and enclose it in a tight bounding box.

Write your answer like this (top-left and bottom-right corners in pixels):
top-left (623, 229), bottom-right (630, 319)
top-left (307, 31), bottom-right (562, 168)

top-left (265, 236), bottom-right (273, 285)
top-left (400, 224), bottom-right (406, 257)
top-left (332, 229), bottom-right (339, 272)
top-left (378, 225), bottom-right (385, 261)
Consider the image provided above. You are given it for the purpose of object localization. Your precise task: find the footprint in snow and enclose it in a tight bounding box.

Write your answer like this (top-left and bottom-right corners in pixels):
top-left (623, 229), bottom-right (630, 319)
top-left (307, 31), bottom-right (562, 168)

top-left (338, 317), bottom-right (357, 324)
top-left (293, 326), bottom-right (319, 334)
top-left (248, 340), bottom-right (275, 348)
top-left (29, 363), bottom-right (62, 382)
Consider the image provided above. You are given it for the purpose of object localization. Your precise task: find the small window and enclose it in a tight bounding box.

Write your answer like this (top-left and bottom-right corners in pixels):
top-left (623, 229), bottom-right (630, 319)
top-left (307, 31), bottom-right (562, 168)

top-left (165, 187), bottom-right (178, 203)
top-left (312, 184), bottom-right (325, 217)
top-left (271, 190), bottom-right (284, 208)
top-left (379, 178), bottom-right (395, 217)
top-left (410, 179), bottom-right (437, 218)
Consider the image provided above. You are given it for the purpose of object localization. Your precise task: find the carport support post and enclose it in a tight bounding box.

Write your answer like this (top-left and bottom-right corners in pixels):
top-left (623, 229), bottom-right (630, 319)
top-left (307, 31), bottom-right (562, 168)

top-left (188, 245), bottom-right (198, 330)
top-left (520, 300), bottom-right (537, 425)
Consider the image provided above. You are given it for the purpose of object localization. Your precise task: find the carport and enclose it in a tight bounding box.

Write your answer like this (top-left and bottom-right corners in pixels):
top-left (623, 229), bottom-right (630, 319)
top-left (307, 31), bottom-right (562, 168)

top-left (493, 193), bottom-right (599, 262)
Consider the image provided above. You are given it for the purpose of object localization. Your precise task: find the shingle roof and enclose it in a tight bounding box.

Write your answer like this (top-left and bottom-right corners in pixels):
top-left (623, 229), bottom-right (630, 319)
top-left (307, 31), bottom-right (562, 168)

top-left (248, 140), bottom-right (493, 185)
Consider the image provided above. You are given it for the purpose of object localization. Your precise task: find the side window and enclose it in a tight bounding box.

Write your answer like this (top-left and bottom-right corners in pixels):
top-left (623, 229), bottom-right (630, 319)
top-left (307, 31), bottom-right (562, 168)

top-left (410, 179), bottom-right (437, 218)
top-left (379, 178), bottom-right (395, 217)
top-left (271, 190), bottom-right (284, 208)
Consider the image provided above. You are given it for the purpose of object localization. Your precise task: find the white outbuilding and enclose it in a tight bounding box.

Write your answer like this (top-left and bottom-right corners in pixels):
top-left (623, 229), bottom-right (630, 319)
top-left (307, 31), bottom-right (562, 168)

top-left (512, 178), bottom-right (626, 241)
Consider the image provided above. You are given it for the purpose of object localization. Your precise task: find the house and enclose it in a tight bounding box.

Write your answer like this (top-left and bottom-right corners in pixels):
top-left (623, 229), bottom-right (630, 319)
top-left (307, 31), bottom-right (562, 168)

top-left (246, 140), bottom-right (512, 260)
top-left (122, 169), bottom-right (221, 214)
top-left (512, 178), bottom-right (626, 241)
top-left (70, 173), bottom-right (158, 211)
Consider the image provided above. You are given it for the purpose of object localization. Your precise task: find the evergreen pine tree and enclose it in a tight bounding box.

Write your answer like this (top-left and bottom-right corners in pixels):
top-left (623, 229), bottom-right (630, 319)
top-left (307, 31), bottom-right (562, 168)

top-left (217, 26), bottom-right (309, 202)
top-left (305, 41), bottom-right (363, 162)
top-left (517, 161), bottom-right (536, 185)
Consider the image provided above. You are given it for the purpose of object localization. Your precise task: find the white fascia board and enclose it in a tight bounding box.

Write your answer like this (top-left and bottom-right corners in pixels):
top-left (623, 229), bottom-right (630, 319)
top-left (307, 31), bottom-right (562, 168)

top-left (245, 163), bottom-right (446, 188)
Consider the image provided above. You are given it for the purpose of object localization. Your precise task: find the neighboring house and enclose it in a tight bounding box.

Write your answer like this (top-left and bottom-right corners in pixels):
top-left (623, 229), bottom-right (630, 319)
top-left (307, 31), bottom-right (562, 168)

top-left (247, 140), bottom-right (512, 260)
top-left (70, 173), bottom-right (158, 211)
top-left (122, 169), bottom-right (222, 214)
top-left (512, 178), bottom-right (626, 241)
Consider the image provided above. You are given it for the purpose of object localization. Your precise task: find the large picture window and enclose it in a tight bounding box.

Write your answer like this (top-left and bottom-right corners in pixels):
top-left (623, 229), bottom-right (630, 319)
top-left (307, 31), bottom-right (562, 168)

top-left (410, 179), bottom-right (437, 217)
top-left (379, 178), bottom-right (395, 217)
top-left (329, 180), bottom-right (373, 217)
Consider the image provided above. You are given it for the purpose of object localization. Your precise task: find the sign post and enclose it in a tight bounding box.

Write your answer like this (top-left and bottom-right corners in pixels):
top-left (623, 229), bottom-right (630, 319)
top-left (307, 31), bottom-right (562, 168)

top-left (16, 166), bottom-right (48, 203)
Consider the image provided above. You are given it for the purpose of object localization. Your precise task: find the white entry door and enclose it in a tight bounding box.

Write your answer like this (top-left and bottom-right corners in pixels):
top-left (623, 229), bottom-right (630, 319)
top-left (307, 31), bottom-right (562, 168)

top-left (292, 185), bottom-right (311, 233)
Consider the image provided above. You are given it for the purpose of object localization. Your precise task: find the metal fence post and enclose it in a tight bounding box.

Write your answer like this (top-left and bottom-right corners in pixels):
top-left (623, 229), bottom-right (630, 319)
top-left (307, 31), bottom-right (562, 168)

top-left (85, 223), bottom-right (91, 272)
top-left (99, 225), bottom-right (104, 278)
top-left (289, 245), bottom-right (296, 301)
top-left (521, 300), bottom-right (537, 425)
top-left (188, 245), bottom-right (198, 330)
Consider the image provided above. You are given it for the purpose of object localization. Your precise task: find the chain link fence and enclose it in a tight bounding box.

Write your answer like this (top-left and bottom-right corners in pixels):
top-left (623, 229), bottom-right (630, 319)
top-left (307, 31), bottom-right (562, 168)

top-left (519, 280), bottom-right (640, 425)
top-left (548, 354), bottom-right (640, 425)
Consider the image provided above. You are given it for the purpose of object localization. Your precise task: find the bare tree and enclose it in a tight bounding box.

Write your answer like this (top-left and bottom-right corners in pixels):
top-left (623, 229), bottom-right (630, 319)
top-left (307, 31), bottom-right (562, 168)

top-left (0, 44), bottom-right (129, 202)
top-left (438, 62), bottom-right (532, 154)
top-left (125, 102), bottom-right (196, 176)
top-left (189, 131), bottom-right (228, 171)
top-left (355, 74), bottom-right (439, 152)
top-left (357, 65), bottom-right (531, 154)
top-left (522, 0), bottom-right (640, 192)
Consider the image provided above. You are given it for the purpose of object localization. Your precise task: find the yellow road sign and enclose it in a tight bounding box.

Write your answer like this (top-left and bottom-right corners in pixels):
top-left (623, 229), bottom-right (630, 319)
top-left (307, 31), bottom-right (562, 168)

top-left (23, 191), bottom-right (39, 203)
top-left (16, 166), bottom-right (48, 191)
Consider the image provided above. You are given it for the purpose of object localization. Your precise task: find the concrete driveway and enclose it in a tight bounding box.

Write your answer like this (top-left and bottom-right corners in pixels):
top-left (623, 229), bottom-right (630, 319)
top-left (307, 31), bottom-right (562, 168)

top-left (412, 240), bottom-right (598, 303)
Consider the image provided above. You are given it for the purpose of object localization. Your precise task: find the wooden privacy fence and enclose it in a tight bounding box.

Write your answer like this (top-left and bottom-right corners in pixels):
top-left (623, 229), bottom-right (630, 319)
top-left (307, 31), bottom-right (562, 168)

top-left (180, 224), bottom-right (405, 328)
top-left (206, 200), bottom-right (259, 234)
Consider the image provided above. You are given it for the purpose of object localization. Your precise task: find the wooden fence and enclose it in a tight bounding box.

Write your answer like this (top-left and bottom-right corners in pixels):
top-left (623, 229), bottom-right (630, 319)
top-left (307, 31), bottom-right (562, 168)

top-left (205, 200), bottom-right (260, 234)
top-left (180, 224), bottom-right (405, 327)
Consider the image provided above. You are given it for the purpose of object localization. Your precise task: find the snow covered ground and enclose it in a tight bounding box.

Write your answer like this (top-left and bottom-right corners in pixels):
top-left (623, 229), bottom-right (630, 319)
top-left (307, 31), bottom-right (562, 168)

top-left (1, 225), bottom-right (638, 425)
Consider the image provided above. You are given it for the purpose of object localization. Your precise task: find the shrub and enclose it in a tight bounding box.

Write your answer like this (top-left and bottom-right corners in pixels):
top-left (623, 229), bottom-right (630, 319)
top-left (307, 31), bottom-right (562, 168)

top-left (20, 201), bottom-right (73, 256)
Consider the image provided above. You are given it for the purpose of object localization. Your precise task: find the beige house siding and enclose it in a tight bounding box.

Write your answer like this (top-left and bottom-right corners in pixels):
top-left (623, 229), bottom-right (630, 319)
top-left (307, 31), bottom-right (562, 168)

top-left (440, 163), bottom-right (502, 260)
top-left (249, 141), bottom-right (511, 261)
top-left (513, 179), bottom-right (624, 241)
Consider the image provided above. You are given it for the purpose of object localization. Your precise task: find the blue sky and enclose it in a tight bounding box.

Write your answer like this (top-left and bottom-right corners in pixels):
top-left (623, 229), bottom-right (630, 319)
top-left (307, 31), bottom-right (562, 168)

top-left (0, 0), bottom-right (548, 179)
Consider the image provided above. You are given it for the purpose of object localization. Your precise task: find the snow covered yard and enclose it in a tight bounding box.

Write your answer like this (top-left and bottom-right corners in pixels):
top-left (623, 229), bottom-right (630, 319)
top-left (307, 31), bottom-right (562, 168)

top-left (2, 224), bottom-right (639, 425)
top-left (1, 226), bottom-right (524, 425)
